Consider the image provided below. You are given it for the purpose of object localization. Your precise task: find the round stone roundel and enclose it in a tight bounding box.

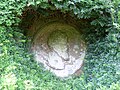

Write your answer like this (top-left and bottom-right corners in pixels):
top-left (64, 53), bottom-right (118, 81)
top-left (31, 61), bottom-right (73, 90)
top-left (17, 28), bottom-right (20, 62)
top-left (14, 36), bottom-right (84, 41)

top-left (32, 22), bottom-right (86, 77)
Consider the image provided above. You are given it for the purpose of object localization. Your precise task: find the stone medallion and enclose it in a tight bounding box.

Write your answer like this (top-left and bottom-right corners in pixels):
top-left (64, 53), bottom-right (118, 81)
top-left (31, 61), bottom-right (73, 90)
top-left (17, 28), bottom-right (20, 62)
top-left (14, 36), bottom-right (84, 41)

top-left (32, 22), bottom-right (86, 77)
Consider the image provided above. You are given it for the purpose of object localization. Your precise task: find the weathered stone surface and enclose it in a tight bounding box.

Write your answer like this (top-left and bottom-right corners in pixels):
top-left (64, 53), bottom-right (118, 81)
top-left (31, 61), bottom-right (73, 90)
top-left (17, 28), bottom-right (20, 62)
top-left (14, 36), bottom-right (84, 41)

top-left (32, 22), bottom-right (86, 77)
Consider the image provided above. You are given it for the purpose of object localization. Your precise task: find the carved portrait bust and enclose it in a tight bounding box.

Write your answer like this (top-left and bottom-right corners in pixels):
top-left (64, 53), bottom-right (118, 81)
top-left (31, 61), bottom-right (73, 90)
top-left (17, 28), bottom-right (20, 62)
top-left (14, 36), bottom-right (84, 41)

top-left (32, 22), bottom-right (86, 77)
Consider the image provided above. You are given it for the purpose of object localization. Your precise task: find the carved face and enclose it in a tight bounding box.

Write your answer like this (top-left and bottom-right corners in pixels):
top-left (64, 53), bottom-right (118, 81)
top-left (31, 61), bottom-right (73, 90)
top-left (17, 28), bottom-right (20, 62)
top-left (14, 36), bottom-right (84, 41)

top-left (48, 31), bottom-right (68, 60)
top-left (32, 23), bottom-right (86, 77)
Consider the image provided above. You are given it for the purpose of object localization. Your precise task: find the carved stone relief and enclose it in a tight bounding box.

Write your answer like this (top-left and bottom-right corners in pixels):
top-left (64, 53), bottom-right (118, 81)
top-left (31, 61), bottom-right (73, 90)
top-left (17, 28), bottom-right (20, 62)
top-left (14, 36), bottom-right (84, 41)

top-left (32, 22), bottom-right (86, 77)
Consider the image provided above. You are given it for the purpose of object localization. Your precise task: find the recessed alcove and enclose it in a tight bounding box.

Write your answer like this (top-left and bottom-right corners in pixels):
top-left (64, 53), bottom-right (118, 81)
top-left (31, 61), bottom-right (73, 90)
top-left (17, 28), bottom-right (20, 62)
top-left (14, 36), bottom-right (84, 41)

top-left (20, 8), bottom-right (90, 77)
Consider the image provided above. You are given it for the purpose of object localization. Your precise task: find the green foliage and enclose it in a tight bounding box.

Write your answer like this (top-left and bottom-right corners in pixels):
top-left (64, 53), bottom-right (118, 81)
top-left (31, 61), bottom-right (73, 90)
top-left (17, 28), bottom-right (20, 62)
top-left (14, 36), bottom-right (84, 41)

top-left (97, 82), bottom-right (120, 90)
top-left (0, 0), bottom-right (120, 90)
top-left (0, 0), bottom-right (27, 26)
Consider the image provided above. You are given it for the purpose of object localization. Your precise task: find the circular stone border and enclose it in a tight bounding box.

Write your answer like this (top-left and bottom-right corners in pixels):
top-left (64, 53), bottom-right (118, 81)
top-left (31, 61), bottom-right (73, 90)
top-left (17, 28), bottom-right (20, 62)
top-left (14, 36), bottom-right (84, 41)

top-left (31, 22), bottom-right (86, 77)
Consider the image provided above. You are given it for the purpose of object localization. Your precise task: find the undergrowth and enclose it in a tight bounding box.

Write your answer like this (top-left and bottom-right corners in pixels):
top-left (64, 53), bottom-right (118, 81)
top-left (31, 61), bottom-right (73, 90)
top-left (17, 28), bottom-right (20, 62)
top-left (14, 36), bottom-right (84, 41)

top-left (0, 0), bottom-right (120, 90)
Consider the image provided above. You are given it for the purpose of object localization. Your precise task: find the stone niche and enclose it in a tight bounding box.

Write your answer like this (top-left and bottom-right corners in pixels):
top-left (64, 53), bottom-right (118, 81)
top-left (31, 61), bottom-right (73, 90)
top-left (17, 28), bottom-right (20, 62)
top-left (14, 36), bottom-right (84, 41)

top-left (21, 9), bottom-right (89, 77)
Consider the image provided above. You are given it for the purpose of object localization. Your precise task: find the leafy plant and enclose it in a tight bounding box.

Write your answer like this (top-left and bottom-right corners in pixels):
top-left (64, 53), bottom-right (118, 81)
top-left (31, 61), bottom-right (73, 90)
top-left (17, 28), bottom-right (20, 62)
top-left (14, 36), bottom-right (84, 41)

top-left (0, 0), bottom-right (120, 90)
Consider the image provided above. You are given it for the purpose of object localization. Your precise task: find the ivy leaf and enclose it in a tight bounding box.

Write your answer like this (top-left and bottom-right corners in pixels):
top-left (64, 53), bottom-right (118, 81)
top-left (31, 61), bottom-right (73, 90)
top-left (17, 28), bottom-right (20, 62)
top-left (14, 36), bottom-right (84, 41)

top-left (73, 0), bottom-right (81, 3)
top-left (73, 8), bottom-right (80, 15)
